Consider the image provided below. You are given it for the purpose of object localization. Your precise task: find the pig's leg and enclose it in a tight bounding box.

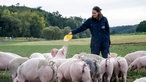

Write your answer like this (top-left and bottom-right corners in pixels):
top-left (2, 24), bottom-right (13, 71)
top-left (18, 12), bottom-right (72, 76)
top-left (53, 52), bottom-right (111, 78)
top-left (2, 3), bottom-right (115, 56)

top-left (16, 75), bottom-right (25, 82)
top-left (99, 74), bottom-right (103, 82)
top-left (136, 65), bottom-right (141, 73)
top-left (82, 72), bottom-right (91, 82)
top-left (145, 67), bottom-right (146, 71)
top-left (107, 68), bottom-right (113, 82)
top-left (82, 74), bottom-right (92, 82)
top-left (113, 71), bottom-right (119, 82)
top-left (122, 73), bottom-right (127, 82)
top-left (41, 80), bottom-right (48, 82)
top-left (82, 80), bottom-right (91, 82)
top-left (115, 75), bottom-right (119, 82)
top-left (39, 74), bottom-right (49, 82)
top-left (71, 76), bottom-right (78, 82)
top-left (107, 75), bottom-right (112, 82)
top-left (57, 72), bottom-right (64, 82)
top-left (72, 80), bottom-right (78, 82)
top-left (94, 78), bottom-right (98, 82)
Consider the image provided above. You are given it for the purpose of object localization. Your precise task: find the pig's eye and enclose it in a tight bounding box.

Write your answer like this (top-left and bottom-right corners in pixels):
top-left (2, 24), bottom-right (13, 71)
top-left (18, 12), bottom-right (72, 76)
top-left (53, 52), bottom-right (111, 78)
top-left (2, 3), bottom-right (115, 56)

top-left (132, 65), bottom-right (135, 69)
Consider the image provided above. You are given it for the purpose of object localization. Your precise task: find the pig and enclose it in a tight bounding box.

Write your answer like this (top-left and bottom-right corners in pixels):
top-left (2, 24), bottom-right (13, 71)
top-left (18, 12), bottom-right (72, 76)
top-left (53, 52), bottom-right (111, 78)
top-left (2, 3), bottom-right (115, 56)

top-left (14, 58), bottom-right (56, 82)
top-left (29, 53), bottom-right (46, 59)
top-left (0, 51), bottom-right (21, 70)
top-left (129, 56), bottom-right (146, 72)
top-left (73, 52), bottom-right (104, 63)
top-left (42, 53), bottom-right (53, 60)
top-left (8, 57), bottom-right (29, 81)
top-left (48, 46), bottom-right (68, 68)
top-left (49, 59), bottom-right (69, 68)
top-left (124, 51), bottom-right (146, 65)
top-left (108, 53), bottom-right (118, 58)
top-left (99, 58), bottom-right (114, 82)
top-left (57, 59), bottom-right (91, 82)
top-left (82, 58), bottom-right (100, 82)
top-left (72, 52), bottom-right (87, 59)
top-left (0, 52), bottom-right (21, 58)
top-left (134, 77), bottom-right (146, 82)
top-left (85, 54), bottom-right (104, 63)
top-left (29, 48), bottom-right (58, 60)
top-left (112, 57), bottom-right (128, 82)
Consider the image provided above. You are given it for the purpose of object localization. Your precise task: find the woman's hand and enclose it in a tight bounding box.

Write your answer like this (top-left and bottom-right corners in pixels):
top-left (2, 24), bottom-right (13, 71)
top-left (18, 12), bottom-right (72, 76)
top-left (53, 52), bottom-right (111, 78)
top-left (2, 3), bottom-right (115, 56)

top-left (69, 32), bottom-right (72, 35)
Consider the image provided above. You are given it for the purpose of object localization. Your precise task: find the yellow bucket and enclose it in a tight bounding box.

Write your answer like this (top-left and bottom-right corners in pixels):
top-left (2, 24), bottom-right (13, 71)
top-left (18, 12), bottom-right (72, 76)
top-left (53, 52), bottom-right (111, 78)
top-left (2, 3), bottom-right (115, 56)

top-left (64, 34), bottom-right (73, 41)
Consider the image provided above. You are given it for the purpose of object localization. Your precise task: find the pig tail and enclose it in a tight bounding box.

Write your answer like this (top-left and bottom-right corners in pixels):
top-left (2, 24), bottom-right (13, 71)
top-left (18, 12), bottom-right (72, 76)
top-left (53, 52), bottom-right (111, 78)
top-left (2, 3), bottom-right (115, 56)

top-left (117, 61), bottom-right (121, 70)
top-left (105, 59), bottom-right (108, 67)
top-left (82, 64), bottom-right (87, 73)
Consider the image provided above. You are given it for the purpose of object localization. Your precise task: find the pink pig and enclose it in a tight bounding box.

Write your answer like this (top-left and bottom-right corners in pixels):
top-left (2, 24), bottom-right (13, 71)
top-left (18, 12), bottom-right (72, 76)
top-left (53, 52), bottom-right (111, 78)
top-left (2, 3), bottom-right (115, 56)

top-left (8, 57), bottom-right (28, 81)
top-left (112, 57), bottom-right (128, 82)
top-left (125, 51), bottom-right (146, 65)
top-left (0, 51), bottom-right (21, 70)
top-left (29, 53), bottom-right (46, 59)
top-left (99, 58), bottom-right (114, 82)
top-left (14, 58), bottom-right (56, 82)
top-left (129, 56), bottom-right (146, 72)
top-left (57, 59), bottom-right (91, 82)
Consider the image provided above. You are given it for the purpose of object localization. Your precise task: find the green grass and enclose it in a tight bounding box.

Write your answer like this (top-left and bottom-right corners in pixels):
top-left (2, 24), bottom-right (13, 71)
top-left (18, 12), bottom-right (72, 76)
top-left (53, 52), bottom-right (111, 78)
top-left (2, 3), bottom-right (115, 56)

top-left (0, 71), bottom-right (11, 82)
top-left (1, 34), bottom-right (146, 45)
top-left (0, 44), bottom-right (146, 57)
top-left (0, 34), bottom-right (146, 82)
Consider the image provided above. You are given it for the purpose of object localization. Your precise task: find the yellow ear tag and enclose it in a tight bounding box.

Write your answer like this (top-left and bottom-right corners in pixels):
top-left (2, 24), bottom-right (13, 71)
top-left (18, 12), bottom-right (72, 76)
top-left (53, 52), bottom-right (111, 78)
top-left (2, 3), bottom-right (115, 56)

top-left (64, 34), bottom-right (73, 41)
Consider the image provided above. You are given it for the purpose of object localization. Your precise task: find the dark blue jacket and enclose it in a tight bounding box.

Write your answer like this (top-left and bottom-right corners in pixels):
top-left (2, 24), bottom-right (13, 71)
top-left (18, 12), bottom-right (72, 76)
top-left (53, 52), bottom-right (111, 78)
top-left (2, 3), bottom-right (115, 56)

top-left (72, 16), bottom-right (111, 46)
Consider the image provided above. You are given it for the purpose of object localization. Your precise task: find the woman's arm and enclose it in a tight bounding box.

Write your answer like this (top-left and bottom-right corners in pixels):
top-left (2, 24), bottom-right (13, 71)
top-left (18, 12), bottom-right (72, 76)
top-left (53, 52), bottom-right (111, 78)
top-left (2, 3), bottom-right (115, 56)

top-left (105, 17), bottom-right (111, 45)
top-left (71, 19), bottom-right (91, 35)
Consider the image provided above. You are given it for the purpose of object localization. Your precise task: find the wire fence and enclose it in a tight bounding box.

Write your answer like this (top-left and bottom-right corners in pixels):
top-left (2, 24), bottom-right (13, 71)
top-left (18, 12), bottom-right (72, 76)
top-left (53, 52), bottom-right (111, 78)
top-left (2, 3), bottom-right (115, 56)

top-left (0, 71), bottom-right (12, 82)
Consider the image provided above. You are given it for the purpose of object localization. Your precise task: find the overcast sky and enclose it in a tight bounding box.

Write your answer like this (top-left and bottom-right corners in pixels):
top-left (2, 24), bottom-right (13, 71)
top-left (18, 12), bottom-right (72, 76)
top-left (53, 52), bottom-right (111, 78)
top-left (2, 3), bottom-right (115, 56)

top-left (0, 0), bottom-right (146, 26)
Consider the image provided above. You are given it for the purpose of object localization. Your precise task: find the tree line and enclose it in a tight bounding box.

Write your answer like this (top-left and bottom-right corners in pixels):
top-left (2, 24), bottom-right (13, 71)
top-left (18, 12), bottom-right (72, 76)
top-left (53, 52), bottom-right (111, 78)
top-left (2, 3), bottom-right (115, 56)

top-left (110, 25), bottom-right (137, 34)
top-left (0, 5), bottom-right (90, 40)
top-left (0, 5), bottom-right (145, 40)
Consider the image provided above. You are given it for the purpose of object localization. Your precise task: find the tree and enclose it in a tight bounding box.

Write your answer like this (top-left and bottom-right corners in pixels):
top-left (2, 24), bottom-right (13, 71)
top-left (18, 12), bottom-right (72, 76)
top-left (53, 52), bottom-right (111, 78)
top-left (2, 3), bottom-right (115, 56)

top-left (0, 15), bottom-right (21, 37)
top-left (42, 26), bottom-right (63, 40)
top-left (42, 27), bottom-right (54, 40)
top-left (136, 20), bottom-right (146, 32)
top-left (36, 6), bottom-right (42, 10)
top-left (29, 13), bottom-right (45, 38)
top-left (52, 26), bottom-right (63, 40)
top-left (62, 26), bottom-right (71, 36)
top-left (0, 27), bottom-right (2, 36)
top-left (16, 12), bottom-right (46, 38)
top-left (16, 3), bottom-right (20, 6)
top-left (0, 6), bottom-right (88, 38)
top-left (2, 9), bottom-right (11, 16)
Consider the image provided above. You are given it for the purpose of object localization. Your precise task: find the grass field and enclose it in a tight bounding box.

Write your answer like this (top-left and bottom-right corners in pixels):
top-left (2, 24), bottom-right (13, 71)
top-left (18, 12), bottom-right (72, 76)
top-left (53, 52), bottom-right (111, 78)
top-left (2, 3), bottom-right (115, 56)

top-left (0, 34), bottom-right (146, 82)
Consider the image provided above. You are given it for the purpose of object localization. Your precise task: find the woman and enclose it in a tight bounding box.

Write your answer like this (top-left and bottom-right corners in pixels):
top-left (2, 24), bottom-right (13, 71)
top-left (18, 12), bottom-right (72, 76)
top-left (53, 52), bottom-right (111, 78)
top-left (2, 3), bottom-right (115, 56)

top-left (69, 6), bottom-right (111, 58)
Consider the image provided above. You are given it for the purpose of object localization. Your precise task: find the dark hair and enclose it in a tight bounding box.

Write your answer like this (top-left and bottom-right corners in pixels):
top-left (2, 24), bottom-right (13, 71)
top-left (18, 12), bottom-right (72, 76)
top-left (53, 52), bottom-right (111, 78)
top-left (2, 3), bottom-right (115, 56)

top-left (92, 6), bottom-right (103, 21)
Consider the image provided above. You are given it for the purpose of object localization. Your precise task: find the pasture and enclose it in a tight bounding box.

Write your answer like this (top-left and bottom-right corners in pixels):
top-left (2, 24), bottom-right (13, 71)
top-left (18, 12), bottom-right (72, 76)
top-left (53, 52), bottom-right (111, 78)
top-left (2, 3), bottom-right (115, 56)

top-left (0, 34), bottom-right (146, 82)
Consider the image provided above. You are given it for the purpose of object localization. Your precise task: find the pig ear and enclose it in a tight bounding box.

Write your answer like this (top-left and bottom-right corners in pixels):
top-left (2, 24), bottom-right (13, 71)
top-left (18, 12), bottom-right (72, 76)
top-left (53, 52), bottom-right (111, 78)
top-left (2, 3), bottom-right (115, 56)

top-left (128, 65), bottom-right (131, 69)
top-left (61, 46), bottom-right (68, 55)
top-left (61, 49), bottom-right (65, 55)
top-left (133, 65), bottom-right (137, 69)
